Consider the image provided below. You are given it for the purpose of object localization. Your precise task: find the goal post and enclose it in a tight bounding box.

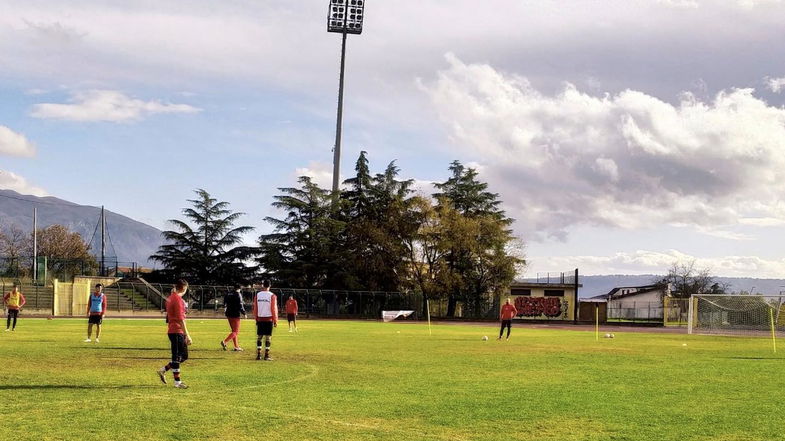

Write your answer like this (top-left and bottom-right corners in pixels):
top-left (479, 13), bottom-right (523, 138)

top-left (688, 294), bottom-right (785, 337)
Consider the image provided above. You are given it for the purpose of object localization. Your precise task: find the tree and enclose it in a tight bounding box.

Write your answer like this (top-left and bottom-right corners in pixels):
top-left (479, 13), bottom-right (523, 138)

top-left (656, 260), bottom-right (726, 298)
top-left (36, 224), bottom-right (98, 278)
top-left (433, 161), bottom-right (507, 220)
top-left (340, 153), bottom-right (416, 291)
top-left (0, 223), bottom-right (30, 259)
top-left (151, 189), bottom-right (256, 284)
top-left (402, 197), bottom-right (459, 314)
top-left (258, 177), bottom-right (346, 288)
top-left (432, 161), bottom-right (521, 316)
top-left (0, 223), bottom-right (33, 277)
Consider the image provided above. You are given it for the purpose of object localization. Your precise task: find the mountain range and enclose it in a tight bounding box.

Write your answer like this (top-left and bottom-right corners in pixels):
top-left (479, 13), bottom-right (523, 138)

top-left (0, 189), bottom-right (163, 266)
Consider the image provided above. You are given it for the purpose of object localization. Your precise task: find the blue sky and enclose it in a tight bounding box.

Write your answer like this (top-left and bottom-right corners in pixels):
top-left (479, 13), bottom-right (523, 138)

top-left (2, 0), bottom-right (785, 277)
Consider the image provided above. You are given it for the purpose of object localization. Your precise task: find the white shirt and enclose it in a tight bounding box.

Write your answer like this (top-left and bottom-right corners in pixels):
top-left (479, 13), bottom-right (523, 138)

top-left (255, 291), bottom-right (274, 318)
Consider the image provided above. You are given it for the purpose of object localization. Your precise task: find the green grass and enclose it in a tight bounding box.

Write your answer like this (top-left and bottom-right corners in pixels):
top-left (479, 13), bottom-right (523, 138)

top-left (1, 319), bottom-right (784, 441)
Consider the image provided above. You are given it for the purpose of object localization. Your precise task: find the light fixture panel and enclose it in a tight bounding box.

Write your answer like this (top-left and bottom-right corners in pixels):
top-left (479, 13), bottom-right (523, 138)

top-left (327, 0), bottom-right (364, 34)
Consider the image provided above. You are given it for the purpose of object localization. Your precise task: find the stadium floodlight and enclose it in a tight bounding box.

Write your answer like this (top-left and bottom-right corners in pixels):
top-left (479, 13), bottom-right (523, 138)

top-left (327, 0), bottom-right (366, 195)
top-left (327, 0), bottom-right (365, 35)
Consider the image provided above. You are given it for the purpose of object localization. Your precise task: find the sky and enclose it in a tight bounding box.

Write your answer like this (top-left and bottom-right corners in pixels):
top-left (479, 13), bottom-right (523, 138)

top-left (1, 0), bottom-right (785, 278)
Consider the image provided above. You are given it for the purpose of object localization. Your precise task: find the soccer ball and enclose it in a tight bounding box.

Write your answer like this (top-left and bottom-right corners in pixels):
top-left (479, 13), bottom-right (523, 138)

top-left (610, 333), bottom-right (615, 339)
top-left (604, 333), bottom-right (612, 338)
top-left (482, 336), bottom-right (489, 341)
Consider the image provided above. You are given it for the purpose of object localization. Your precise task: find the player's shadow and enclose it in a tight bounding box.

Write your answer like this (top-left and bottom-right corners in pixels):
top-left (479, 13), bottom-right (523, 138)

top-left (0, 385), bottom-right (157, 390)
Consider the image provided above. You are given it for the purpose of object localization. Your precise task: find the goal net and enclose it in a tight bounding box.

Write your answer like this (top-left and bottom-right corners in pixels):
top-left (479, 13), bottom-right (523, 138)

top-left (688, 294), bottom-right (785, 336)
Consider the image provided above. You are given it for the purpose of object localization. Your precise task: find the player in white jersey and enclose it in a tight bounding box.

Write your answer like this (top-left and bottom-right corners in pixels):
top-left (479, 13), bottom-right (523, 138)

top-left (253, 280), bottom-right (278, 361)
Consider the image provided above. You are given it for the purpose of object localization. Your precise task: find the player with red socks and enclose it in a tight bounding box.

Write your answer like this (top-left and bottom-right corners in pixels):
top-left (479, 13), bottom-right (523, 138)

top-left (253, 280), bottom-right (278, 361)
top-left (157, 279), bottom-right (192, 389)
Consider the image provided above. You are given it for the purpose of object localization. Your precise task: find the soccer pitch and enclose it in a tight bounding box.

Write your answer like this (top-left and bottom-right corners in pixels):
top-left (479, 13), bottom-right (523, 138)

top-left (1, 319), bottom-right (783, 441)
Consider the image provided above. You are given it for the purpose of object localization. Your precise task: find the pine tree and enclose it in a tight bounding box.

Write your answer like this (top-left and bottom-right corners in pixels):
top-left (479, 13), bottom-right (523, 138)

top-left (258, 177), bottom-right (346, 288)
top-left (150, 189), bottom-right (256, 284)
top-left (432, 161), bottom-right (521, 316)
top-left (340, 153), bottom-right (415, 291)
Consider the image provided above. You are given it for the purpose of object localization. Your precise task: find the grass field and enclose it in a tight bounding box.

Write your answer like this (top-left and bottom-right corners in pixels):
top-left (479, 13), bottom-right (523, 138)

top-left (1, 318), bottom-right (784, 441)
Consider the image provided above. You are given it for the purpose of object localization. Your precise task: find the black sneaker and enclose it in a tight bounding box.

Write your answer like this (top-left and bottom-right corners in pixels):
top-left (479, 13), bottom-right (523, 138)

top-left (264, 355), bottom-right (273, 361)
top-left (256, 354), bottom-right (261, 361)
top-left (220, 341), bottom-right (227, 351)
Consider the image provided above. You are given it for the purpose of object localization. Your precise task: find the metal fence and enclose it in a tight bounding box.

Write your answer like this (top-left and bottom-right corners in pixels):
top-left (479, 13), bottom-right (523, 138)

top-left (108, 282), bottom-right (421, 319)
top-left (607, 301), bottom-right (664, 323)
top-left (105, 282), bottom-right (503, 320)
top-left (0, 256), bottom-right (141, 283)
top-left (520, 271), bottom-right (577, 285)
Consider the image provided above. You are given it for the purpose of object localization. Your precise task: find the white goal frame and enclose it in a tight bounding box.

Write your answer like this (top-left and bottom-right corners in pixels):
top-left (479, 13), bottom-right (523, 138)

top-left (688, 294), bottom-right (784, 336)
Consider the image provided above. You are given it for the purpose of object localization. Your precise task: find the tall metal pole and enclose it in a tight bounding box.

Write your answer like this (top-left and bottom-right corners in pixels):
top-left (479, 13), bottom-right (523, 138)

top-left (332, 31), bottom-right (348, 194)
top-left (32, 207), bottom-right (37, 283)
top-left (100, 206), bottom-right (106, 277)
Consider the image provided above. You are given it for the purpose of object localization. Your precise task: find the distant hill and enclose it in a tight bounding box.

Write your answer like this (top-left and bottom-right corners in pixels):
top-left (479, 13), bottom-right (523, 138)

top-left (578, 274), bottom-right (785, 298)
top-left (0, 189), bottom-right (163, 266)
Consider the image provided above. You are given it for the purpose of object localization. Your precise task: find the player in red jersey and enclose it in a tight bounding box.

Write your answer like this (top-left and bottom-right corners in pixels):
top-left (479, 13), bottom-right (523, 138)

top-left (498, 298), bottom-right (518, 341)
top-left (157, 279), bottom-right (192, 389)
top-left (4, 283), bottom-right (26, 331)
top-left (285, 295), bottom-right (298, 333)
top-left (253, 280), bottom-right (278, 361)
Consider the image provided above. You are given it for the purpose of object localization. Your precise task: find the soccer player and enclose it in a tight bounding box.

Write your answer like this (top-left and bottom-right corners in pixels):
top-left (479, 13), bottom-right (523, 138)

top-left (221, 284), bottom-right (247, 351)
top-left (498, 298), bottom-right (518, 341)
top-left (84, 283), bottom-right (106, 343)
top-left (157, 279), bottom-right (191, 389)
top-left (253, 280), bottom-right (278, 361)
top-left (4, 283), bottom-right (26, 331)
top-left (285, 295), bottom-right (298, 333)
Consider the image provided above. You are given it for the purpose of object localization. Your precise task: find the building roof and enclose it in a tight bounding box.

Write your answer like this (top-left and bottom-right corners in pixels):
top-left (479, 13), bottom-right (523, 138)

top-left (590, 284), bottom-right (665, 300)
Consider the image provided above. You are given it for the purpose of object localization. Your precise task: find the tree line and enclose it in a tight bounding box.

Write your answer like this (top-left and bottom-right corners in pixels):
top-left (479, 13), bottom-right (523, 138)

top-left (0, 223), bottom-right (97, 278)
top-left (149, 153), bottom-right (526, 316)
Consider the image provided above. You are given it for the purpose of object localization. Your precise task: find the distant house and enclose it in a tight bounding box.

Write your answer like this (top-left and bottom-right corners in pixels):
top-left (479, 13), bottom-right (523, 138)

top-left (590, 284), bottom-right (671, 320)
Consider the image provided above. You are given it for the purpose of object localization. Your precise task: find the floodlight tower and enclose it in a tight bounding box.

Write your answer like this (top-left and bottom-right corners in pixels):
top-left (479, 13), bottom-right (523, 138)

top-left (327, 0), bottom-right (365, 194)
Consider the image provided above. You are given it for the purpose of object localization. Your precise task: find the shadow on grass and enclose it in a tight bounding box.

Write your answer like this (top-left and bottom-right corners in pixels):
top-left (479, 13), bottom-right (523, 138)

top-left (0, 384), bottom-right (158, 390)
top-left (99, 356), bottom-right (225, 360)
top-left (727, 357), bottom-right (782, 360)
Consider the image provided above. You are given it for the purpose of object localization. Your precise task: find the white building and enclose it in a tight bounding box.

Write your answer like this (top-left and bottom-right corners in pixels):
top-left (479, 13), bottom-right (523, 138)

top-left (591, 284), bottom-right (671, 321)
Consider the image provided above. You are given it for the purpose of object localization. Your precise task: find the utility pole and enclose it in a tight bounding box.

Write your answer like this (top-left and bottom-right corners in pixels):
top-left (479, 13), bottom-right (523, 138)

top-left (101, 206), bottom-right (106, 277)
top-left (32, 207), bottom-right (38, 284)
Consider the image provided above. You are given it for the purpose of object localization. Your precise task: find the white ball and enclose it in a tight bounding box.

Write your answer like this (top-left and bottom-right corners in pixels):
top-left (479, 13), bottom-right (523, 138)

top-left (482, 336), bottom-right (488, 341)
top-left (610, 333), bottom-right (615, 338)
top-left (604, 333), bottom-right (611, 338)
top-left (682, 343), bottom-right (687, 347)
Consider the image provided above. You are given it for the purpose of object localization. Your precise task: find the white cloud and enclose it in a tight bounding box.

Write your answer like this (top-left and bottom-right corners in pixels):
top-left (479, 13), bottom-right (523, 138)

top-left (657, 0), bottom-right (699, 9)
top-left (765, 76), bottom-right (785, 93)
top-left (737, 0), bottom-right (783, 8)
top-left (0, 170), bottom-right (47, 197)
top-left (30, 90), bottom-right (201, 122)
top-left (0, 126), bottom-right (36, 158)
top-left (295, 162), bottom-right (337, 190)
top-left (423, 54), bottom-right (785, 241)
top-left (533, 249), bottom-right (785, 278)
